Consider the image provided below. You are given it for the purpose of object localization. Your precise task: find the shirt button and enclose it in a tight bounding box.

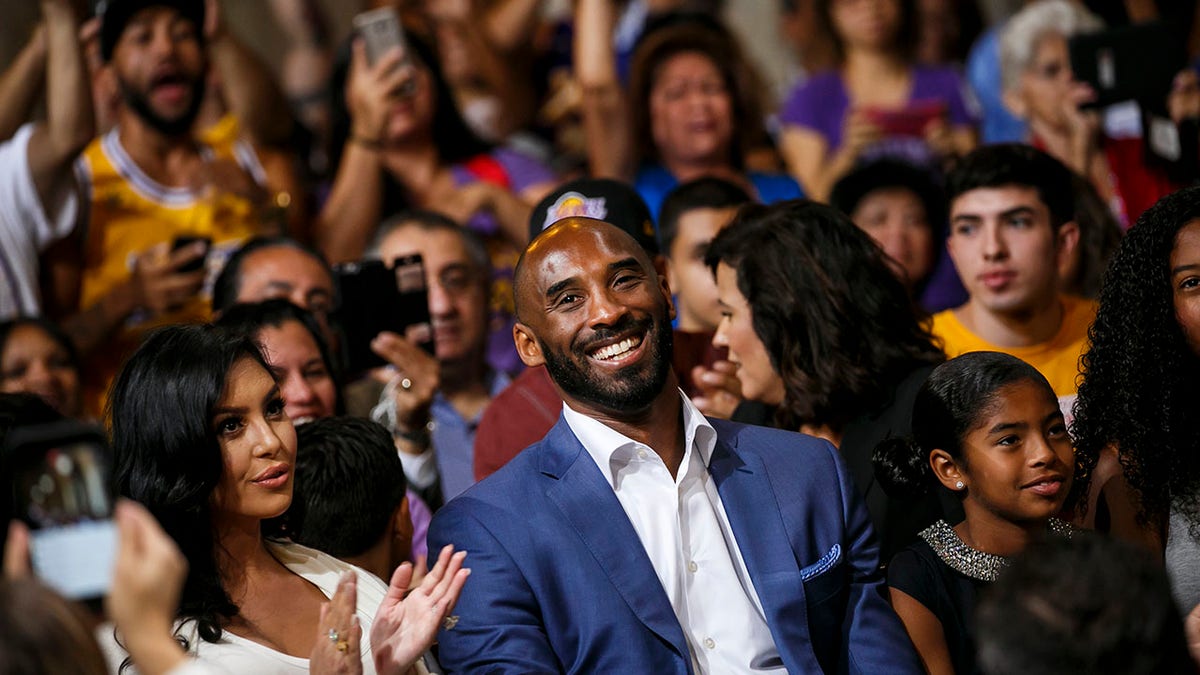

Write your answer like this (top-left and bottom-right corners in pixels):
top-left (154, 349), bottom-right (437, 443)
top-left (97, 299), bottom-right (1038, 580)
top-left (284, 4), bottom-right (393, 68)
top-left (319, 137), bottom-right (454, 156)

top-left (688, 561), bottom-right (698, 573)
top-left (704, 638), bottom-right (715, 650)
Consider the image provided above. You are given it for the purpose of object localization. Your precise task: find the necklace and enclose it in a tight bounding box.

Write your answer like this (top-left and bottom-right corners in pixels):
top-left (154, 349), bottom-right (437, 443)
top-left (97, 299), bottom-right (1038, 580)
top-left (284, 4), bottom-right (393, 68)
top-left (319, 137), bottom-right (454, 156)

top-left (918, 518), bottom-right (1074, 582)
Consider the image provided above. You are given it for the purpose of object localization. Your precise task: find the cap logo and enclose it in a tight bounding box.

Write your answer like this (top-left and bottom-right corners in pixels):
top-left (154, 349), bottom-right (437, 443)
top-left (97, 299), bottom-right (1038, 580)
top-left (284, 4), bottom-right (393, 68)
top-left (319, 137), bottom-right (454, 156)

top-left (542, 192), bottom-right (607, 230)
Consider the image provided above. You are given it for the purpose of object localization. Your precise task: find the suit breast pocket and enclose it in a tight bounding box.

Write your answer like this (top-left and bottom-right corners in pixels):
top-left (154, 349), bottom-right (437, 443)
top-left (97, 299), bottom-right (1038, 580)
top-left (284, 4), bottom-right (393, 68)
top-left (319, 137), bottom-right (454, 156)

top-left (801, 546), bottom-right (849, 673)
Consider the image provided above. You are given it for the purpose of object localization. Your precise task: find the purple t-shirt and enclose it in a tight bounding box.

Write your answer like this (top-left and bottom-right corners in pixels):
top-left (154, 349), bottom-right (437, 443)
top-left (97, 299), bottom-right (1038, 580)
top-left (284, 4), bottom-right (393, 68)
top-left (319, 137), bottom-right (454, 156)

top-left (780, 66), bottom-right (976, 167)
top-left (451, 147), bottom-right (556, 376)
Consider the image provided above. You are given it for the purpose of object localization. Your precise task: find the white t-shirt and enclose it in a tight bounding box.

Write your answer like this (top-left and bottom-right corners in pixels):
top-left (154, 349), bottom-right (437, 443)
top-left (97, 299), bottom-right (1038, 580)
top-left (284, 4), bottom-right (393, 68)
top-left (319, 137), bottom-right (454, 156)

top-left (97, 541), bottom-right (387, 675)
top-left (0, 123), bottom-right (79, 319)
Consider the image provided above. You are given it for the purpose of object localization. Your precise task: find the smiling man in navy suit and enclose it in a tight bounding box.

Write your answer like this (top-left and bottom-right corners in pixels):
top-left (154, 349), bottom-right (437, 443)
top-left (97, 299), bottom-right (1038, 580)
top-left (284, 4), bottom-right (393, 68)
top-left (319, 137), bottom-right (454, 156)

top-left (428, 218), bottom-right (921, 674)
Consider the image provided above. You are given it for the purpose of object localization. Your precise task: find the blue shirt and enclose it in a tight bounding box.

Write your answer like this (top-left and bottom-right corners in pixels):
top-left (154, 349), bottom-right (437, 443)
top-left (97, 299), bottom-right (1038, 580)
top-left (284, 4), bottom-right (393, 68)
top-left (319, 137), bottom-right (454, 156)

top-left (966, 26), bottom-right (1028, 144)
top-left (634, 165), bottom-right (803, 223)
top-left (431, 370), bottom-right (512, 501)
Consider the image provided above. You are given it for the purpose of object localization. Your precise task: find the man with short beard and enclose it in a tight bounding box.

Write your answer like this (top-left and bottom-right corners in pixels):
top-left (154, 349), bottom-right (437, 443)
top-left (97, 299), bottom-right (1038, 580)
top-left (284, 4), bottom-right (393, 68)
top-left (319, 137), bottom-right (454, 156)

top-left (428, 218), bottom-right (920, 674)
top-left (44, 0), bottom-right (275, 416)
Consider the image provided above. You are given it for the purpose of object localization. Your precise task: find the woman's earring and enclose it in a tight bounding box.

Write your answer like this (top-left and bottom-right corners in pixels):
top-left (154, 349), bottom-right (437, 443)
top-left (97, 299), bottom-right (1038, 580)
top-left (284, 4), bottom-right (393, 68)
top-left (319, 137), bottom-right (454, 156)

top-left (955, 480), bottom-right (965, 490)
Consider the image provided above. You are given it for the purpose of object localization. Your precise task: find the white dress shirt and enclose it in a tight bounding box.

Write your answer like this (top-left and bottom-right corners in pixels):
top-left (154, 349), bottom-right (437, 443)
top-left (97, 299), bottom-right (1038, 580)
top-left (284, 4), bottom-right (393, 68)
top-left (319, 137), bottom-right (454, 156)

top-left (562, 393), bottom-right (786, 674)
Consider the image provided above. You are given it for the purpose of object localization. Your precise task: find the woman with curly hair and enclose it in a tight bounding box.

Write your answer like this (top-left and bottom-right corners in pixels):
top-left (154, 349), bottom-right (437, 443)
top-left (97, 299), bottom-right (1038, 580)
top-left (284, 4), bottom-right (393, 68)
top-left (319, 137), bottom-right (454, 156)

top-left (707, 199), bottom-right (947, 558)
top-left (1072, 185), bottom-right (1200, 610)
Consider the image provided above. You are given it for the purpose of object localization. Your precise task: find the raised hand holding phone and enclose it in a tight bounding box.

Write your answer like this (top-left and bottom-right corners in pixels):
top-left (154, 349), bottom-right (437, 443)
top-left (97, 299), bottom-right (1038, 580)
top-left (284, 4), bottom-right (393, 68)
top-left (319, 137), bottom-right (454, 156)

top-left (4, 421), bottom-right (116, 602)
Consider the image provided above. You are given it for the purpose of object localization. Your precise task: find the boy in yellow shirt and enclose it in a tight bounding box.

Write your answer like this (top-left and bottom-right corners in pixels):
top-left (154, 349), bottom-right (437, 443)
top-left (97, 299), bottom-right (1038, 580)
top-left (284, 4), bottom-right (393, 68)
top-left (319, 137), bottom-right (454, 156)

top-left (933, 145), bottom-right (1095, 398)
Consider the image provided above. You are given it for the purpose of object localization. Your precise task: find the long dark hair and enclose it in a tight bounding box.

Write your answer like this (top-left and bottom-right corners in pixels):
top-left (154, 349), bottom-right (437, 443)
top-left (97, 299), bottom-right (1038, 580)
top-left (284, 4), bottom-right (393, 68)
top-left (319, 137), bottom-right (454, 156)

top-left (706, 199), bottom-right (944, 431)
top-left (873, 351), bottom-right (1087, 508)
top-left (1072, 186), bottom-right (1200, 532)
top-left (108, 325), bottom-right (271, 645)
top-left (328, 28), bottom-right (491, 217)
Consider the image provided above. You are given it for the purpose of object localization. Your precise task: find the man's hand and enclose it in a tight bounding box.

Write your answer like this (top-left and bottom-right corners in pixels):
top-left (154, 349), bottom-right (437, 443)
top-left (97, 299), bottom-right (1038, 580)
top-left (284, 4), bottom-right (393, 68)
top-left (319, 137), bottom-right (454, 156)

top-left (371, 545), bottom-right (469, 675)
top-left (371, 331), bottom-right (440, 442)
top-left (130, 242), bottom-right (207, 315)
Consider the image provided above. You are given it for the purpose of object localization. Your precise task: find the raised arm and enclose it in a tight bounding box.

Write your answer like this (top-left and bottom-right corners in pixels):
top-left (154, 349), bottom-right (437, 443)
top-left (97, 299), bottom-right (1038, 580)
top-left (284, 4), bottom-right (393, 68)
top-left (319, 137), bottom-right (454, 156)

top-left (313, 42), bottom-right (407, 263)
top-left (482, 0), bottom-right (543, 55)
top-left (574, 0), bottom-right (633, 180)
top-left (0, 24), bottom-right (47, 142)
top-left (205, 0), bottom-right (293, 147)
top-left (28, 0), bottom-right (94, 209)
top-left (427, 0), bottom-right (536, 141)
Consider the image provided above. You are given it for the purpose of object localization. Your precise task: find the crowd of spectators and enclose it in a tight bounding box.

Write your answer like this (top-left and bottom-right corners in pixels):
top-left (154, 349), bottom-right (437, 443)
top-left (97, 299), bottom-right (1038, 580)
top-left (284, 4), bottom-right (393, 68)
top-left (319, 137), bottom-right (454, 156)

top-left (4, 0), bottom-right (1200, 673)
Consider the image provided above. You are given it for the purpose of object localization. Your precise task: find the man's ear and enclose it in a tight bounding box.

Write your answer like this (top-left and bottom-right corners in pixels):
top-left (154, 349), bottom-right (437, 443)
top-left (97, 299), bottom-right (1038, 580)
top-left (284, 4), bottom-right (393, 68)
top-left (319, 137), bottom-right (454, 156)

top-left (1054, 220), bottom-right (1081, 277)
top-left (513, 322), bottom-right (545, 367)
top-left (659, 270), bottom-right (677, 322)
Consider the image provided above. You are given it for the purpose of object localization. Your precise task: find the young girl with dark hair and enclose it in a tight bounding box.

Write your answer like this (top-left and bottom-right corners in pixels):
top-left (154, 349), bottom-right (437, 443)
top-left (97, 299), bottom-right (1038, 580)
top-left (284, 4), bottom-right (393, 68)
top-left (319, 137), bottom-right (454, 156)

top-left (874, 351), bottom-right (1080, 675)
top-left (102, 324), bottom-right (466, 673)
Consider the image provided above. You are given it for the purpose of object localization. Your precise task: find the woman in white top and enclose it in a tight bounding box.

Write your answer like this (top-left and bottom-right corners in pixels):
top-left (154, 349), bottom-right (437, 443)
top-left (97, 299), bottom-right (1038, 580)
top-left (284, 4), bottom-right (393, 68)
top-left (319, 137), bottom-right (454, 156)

top-left (106, 324), bottom-right (466, 674)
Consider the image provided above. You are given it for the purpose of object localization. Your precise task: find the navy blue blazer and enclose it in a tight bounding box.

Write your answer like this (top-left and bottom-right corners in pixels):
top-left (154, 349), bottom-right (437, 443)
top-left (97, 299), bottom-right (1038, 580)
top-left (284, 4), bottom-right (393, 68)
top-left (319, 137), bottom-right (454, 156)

top-left (428, 416), bottom-right (921, 674)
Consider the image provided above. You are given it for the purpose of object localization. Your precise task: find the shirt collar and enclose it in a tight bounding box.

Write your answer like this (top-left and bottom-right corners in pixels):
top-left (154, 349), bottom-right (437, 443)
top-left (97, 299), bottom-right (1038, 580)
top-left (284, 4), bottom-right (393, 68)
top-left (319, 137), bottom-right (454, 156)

top-left (562, 390), bottom-right (717, 488)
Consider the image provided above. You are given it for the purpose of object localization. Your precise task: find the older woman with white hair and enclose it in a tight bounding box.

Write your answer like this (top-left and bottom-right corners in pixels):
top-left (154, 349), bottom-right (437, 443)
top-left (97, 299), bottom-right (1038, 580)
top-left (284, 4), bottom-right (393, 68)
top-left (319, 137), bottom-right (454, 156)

top-left (999, 0), bottom-right (1189, 226)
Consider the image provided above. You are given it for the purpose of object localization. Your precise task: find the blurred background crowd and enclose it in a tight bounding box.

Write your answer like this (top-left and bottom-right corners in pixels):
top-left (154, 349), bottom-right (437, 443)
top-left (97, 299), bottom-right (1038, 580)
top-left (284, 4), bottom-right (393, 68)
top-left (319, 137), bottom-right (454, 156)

top-left (4, 0), bottom-right (1200, 673)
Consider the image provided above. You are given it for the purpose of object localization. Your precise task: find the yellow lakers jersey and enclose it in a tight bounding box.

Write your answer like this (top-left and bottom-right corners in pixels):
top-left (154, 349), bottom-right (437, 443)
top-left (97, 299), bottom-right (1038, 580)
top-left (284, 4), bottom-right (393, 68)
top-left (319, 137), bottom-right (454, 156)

top-left (76, 128), bottom-right (269, 416)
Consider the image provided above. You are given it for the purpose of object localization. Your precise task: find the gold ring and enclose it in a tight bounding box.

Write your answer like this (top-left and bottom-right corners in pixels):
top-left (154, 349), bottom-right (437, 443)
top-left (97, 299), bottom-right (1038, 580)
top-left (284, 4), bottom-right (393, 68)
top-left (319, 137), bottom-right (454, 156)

top-left (336, 640), bottom-right (350, 653)
top-left (442, 615), bottom-right (460, 630)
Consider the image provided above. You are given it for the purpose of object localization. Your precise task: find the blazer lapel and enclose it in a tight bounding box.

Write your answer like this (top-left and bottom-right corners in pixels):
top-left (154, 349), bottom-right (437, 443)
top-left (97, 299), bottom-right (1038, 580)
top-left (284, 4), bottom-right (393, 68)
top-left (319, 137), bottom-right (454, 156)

top-left (539, 419), bottom-right (692, 665)
top-left (708, 434), bottom-right (815, 673)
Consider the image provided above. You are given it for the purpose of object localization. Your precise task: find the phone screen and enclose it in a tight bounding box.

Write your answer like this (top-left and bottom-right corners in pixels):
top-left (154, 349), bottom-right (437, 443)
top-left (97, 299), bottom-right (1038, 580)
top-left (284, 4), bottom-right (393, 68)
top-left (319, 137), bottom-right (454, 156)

top-left (12, 438), bottom-right (115, 600)
top-left (393, 254), bottom-right (433, 353)
top-left (354, 7), bottom-right (408, 66)
top-left (172, 235), bottom-right (212, 274)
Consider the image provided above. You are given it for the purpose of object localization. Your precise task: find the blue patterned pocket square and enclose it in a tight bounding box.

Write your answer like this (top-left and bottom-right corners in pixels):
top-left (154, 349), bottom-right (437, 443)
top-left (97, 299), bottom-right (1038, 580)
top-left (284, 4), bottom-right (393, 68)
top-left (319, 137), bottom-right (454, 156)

top-left (800, 544), bottom-right (842, 581)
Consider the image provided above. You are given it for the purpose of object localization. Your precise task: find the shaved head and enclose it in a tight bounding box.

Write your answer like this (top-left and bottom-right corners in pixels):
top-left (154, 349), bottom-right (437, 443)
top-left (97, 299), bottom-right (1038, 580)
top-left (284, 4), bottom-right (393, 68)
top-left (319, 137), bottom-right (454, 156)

top-left (510, 217), bottom-right (676, 417)
top-left (514, 218), bottom-right (658, 325)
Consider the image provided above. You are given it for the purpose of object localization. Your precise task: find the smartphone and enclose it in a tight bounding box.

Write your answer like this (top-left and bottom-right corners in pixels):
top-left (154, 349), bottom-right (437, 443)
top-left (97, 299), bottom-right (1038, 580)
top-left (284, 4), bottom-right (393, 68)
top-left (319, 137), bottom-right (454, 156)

top-left (171, 235), bottom-right (212, 274)
top-left (1069, 22), bottom-right (1183, 110)
top-left (392, 254), bottom-right (434, 353)
top-left (353, 7), bottom-right (408, 66)
top-left (863, 101), bottom-right (947, 138)
top-left (4, 421), bottom-right (116, 602)
top-left (333, 256), bottom-right (432, 376)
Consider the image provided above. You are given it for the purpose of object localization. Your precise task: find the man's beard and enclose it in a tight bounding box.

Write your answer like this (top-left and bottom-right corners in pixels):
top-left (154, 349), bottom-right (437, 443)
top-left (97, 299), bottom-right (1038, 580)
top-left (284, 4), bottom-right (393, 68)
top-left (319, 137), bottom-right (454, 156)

top-left (117, 75), bottom-right (205, 137)
top-left (539, 307), bottom-right (674, 413)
